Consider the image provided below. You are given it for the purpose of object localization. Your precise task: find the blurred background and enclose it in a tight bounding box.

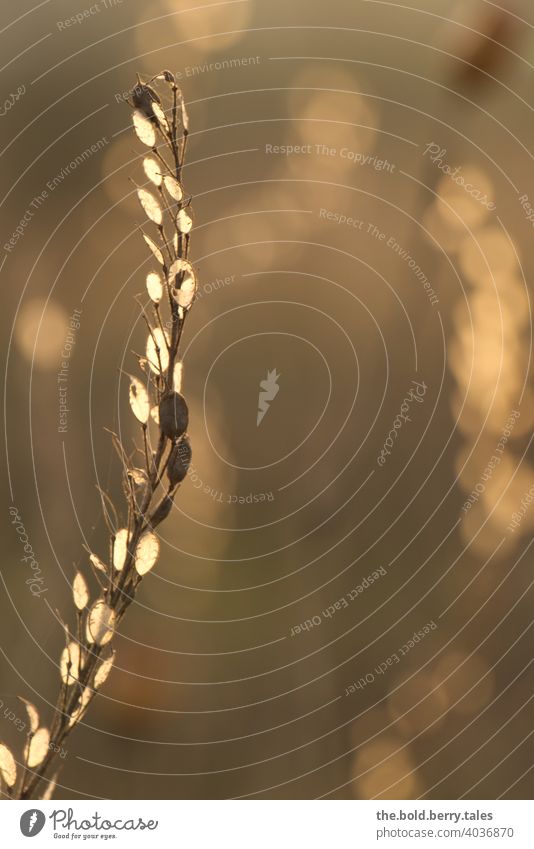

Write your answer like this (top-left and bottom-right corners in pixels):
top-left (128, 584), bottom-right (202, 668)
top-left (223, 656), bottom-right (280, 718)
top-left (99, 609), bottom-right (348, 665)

top-left (2, 0), bottom-right (534, 799)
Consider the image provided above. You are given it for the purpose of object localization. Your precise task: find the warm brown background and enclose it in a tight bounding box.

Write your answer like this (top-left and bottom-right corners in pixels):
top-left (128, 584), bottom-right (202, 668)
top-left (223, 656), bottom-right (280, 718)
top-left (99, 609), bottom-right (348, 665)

top-left (2, 0), bottom-right (534, 799)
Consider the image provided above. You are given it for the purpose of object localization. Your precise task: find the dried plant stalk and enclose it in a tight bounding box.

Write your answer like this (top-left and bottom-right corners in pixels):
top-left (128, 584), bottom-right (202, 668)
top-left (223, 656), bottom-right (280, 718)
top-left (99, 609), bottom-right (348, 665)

top-left (4, 72), bottom-right (197, 801)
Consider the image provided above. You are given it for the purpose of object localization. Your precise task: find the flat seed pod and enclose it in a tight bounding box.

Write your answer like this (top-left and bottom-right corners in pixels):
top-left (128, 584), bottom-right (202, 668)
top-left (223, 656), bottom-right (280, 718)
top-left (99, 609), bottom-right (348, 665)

top-left (69, 689), bottom-right (93, 728)
top-left (167, 258), bottom-right (183, 282)
top-left (19, 698), bottom-right (39, 734)
top-left (129, 377), bottom-right (150, 424)
top-left (137, 188), bottom-right (163, 226)
top-left (152, 101), bottom-right (169, 133)
top-left (150, 405), bottom-right (160, 424)
top-left (180, 95), bottom-right (190, 132)
top-left (94, 652), bottom-right (115, 689)
top-left (72, 572), bottom-right (89, 610)
top-left (132, 82), bottom-right (160, 118)
top-left (143, 157), bottom-right (162, 186)
top-left (135, 532), bottom-right (160, 576)
top-left (113, 528), bottom-right (129, 571)
top-left (167, 436), bottom-right (192, 486)
top-left (146, 328), bottom-right (169, 373)
top-left (146, 271), bottom-right (163, 304)
top-left (26, 728), bottom-right (50, 769)
top-left (173, 362), bottom-right (183, 393)
top-left (159, 392), bottom-right (189, 440)
top-left (168, 258), bottom-right (195, 288)
top-left (177, 208), bottom-right (193, 234)
top-left (89, 553), bottom-right (107, 574)
top-left (174, 276), bottom-right (196, 309)
top-left (60, 642), bottom-right (80, 686)
top-left (143, 234), bottom-right (164, 265)
top-left (132, 109), bottom-right (156, 147)
top-left (149, 494), bottom-right (174, 526)
top-left (86, 601), bottom-right (116, 646)
top-left (0, 744), bottom-right (17, 788)
top-left (128, 468), bottom-right (148, 486)
top-left (163, 175), bottom-right (183, 201)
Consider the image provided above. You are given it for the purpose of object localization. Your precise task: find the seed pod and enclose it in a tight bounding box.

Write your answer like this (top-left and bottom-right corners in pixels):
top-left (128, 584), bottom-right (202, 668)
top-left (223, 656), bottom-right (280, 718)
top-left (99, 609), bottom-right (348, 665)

top-left (26, 728), bottom-right (50, 768)
top-left (132, 110), bottom-right (156, 147)
top-left (149, 494), bottom-right (174, 527)
top-left (86, 600), bottom-right (116, 646)
top-left (134, 532), bottom-right (159, 576)
top-left (94, 652), bottom-right (115, 689)
top-left (0, 744), bottom-right (17, 788)
top-left (131, 81), bottom-right (160, 120)
top-left (143, 156), bottom-right (162, 186)
top-left (159, 392), bottom-right (188, 440)
top-left (152, 102), bottom-right (170, 135)
top-left (163, 175), bottom-right (183, 201)
top-left (60, 642), bottom-right (80, 686)
top-left (167, 436), bottom-right (192, 486)
top-left (18, 698), bottom-right (39, 734)
top-left (72, 572), bottom-right (89, 610)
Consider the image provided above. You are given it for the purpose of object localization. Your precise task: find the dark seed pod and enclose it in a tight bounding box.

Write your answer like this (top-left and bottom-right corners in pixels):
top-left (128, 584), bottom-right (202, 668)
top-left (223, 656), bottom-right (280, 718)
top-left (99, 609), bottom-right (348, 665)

top-left (149, 495), bottom-right (173, 528)
top-left (167, 436), bottom-right (192, 486)
top-left (131, 82), bottom-right (161, 121)
top-left (159, 392), bottom-right (189, 440)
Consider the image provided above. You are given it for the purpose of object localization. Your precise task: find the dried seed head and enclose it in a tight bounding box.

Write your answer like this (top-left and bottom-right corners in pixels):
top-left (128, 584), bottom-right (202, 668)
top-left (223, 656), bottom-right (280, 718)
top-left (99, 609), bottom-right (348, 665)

top-left (167, 436), bottom-right (192, 486)
top-left (159, 392), bottom-right (189, 440)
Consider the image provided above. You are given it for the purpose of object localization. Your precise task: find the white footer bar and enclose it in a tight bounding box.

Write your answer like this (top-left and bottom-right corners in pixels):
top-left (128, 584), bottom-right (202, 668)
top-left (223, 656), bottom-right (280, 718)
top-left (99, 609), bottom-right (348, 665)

top-left (1, 800), bottom-right (532, 848)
